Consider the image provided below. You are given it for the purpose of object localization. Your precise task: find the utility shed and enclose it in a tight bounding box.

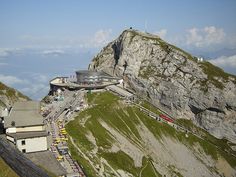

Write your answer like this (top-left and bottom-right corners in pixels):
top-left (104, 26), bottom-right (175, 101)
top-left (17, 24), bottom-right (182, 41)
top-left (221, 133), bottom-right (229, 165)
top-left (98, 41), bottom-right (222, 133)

top-left (4, 101), bottom-right (48, 153)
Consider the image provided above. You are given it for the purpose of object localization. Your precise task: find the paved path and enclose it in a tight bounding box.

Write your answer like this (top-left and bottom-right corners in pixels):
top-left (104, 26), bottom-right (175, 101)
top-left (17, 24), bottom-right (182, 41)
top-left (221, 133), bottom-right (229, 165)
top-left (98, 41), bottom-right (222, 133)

top-left (44, 90), bottom-right (86, 176)
top-left (25, 151), bottom-right (66, 176)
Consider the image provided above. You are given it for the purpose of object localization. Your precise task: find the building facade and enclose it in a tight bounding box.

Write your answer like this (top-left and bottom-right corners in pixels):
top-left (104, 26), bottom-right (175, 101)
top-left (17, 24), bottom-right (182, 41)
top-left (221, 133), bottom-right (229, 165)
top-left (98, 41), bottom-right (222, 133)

top-left (8, 132), bottom-right (47, 153)
top-left (49, 70), bottom-right (122, 92)
top-left (4, 101), bottom-right (48, 153)
top-left (75, 70), bottom-right (120, 85)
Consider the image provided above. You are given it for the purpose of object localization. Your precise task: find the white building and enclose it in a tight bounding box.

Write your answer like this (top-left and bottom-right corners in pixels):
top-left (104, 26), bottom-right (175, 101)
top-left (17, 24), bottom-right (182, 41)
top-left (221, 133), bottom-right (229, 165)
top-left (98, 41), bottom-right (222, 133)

top-left (4, 101), bottom-right (48, 153)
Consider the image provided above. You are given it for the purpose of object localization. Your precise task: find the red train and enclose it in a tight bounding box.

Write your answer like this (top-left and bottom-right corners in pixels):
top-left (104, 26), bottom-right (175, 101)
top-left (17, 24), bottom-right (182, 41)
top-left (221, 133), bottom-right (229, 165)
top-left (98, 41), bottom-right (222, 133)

top-left (159, 114), bottom-right (174, 123)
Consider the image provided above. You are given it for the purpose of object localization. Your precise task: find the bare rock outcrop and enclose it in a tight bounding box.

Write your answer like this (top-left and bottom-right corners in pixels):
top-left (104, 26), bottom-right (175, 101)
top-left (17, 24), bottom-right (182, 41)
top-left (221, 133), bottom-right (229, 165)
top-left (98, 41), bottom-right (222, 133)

top-left (89, 29), bottom-right (236, 143)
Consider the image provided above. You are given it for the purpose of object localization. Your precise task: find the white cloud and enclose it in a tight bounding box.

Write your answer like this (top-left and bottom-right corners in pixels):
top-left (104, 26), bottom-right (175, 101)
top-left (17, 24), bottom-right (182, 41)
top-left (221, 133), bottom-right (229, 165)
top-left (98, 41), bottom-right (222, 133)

top-left (0, 74), bottom-right (28, 86)
top-left (154, 29), bottom-right (167, 39)
top-left (42, 49), bottom-right (65, 56)
top-left (92, 29), bottom-right (112, 47)
top-left (186, 26), bottom-right (225, 47)
top-left (209, 55), bottom-right (236, 68)
top-left (0, 49), bottom-right (9, 58)
top-left (186, 28), bottom-right (202, 46)
top-left (204, 26), bottom-right (225, 45)
top-left (0, 73), bottom-right (50, 100)
top-left (0, 48), bottom-right (22, 58)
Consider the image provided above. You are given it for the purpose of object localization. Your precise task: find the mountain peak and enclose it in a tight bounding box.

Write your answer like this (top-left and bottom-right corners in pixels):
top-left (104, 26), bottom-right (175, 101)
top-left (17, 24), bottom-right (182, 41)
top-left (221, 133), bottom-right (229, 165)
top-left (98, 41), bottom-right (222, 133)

top-left (122, 28), bottom-right (162, 39)
top-left (89, 29), bottom-right (236, 143)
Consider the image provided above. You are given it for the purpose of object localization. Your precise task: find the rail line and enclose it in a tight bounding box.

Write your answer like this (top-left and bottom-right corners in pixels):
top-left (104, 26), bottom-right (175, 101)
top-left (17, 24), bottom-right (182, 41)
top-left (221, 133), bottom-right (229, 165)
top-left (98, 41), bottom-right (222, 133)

top-left (132, 101), bottom-right (236, 159)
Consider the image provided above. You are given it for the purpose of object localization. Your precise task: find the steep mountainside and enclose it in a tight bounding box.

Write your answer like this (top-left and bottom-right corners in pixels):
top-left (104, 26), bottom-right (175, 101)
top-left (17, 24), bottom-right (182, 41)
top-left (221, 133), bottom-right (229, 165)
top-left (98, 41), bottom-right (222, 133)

top-left (0, 81), bottom-right (30, 111)
top-left (66, 92), bottom-right (236, 177)
top-left (89, 29), bottom-right (236, 143)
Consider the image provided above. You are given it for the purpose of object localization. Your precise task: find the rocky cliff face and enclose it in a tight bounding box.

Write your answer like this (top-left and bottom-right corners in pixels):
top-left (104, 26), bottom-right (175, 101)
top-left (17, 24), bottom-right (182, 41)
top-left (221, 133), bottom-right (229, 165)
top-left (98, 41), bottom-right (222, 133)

top-left (0, 81), bottom-right (29, 111)
top-left (89, 29), bottom-right (236, 143)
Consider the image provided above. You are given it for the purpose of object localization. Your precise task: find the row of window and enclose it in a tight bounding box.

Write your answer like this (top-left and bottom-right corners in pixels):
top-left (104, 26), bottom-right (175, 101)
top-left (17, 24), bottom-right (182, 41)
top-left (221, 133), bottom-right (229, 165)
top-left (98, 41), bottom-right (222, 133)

top-left (83, 76), bottom-right (99, 78)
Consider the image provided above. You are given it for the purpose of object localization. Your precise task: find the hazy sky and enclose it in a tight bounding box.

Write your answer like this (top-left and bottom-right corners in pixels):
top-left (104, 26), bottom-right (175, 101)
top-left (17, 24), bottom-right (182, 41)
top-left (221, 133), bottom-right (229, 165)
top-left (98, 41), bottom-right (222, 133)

top-left (0, 0), bottom-right (236, 100)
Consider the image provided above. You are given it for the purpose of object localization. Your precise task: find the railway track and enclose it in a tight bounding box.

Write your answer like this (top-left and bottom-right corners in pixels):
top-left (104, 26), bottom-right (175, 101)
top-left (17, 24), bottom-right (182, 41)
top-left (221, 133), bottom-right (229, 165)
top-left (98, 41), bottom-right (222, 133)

top-left (133, 102), bottom-right (236, 159)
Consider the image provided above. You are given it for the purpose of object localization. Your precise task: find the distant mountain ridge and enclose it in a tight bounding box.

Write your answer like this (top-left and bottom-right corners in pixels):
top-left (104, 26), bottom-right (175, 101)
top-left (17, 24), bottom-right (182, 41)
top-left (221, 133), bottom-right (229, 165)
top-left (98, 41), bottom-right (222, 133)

top-left (0, 81), bottom-right (30, 111)
top-left (89, 29), bottom-right (236, 143)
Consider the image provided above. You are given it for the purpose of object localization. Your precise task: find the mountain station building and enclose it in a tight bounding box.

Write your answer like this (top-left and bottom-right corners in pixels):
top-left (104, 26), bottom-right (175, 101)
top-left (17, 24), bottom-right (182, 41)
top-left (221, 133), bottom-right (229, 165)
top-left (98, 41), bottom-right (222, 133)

top-left (50, 70), bottom-right (122, 93)
top-left (4, 101), bottom-right (48, 153)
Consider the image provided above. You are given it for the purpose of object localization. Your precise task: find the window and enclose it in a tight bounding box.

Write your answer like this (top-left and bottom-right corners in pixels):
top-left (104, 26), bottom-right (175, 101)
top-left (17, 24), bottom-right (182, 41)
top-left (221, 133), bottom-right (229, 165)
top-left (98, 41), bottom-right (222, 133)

top-left (22, 149), bottom-right (26, 153)
top-left (11, 121), bottom-right (15, 127)
top-left (21, 140), bottom-right (25, 145)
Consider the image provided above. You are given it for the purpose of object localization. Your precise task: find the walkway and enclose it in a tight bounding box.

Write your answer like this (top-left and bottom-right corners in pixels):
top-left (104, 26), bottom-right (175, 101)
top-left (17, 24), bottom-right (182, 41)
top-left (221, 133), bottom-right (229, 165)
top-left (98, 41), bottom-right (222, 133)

top-left (44, 89), bottom-right (86, 176)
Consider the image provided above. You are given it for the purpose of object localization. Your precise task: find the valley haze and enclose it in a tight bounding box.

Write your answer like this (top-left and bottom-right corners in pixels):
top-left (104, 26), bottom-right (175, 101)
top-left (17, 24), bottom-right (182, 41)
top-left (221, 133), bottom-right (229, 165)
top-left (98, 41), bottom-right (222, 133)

top-left (0, 0), bottom-right (236, 100)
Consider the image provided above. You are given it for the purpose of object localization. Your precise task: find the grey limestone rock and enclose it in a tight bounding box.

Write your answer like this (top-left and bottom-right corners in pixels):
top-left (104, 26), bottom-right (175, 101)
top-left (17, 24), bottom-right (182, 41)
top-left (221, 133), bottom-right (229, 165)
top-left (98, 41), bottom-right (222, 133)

top-left (89, 29), bottom-right (236, 143)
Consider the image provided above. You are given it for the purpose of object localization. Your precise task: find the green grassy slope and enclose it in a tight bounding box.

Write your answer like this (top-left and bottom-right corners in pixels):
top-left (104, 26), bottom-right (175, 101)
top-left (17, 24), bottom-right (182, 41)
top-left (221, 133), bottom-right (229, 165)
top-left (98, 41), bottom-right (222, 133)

top-left (66, 91), bottom-right (236, 177)
top-left (0, 81), bottom-right (30, 105)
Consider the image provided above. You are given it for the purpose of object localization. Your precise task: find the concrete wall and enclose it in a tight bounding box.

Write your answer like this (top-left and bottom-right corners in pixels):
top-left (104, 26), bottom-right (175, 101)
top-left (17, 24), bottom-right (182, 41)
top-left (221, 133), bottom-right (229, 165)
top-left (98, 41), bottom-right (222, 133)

top-left (6, 127), bottom-right (16, 133)
top-left (6, 125), bottom-right (44, 134)
top-left (6, 135), bottom-right (15, 143)
top-left (16, 136), bottom-right (47, 153)
top-left (51, 78), bottom-right (61, 84)
top-left (16, 125), bottom-right (44, 132)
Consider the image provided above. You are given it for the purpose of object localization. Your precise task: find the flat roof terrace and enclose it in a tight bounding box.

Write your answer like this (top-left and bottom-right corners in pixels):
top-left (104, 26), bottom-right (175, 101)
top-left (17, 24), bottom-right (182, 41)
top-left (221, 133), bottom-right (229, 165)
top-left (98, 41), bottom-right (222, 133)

top-left (50, 77), bottom-right (120, 90)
